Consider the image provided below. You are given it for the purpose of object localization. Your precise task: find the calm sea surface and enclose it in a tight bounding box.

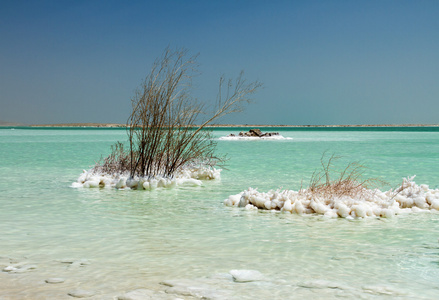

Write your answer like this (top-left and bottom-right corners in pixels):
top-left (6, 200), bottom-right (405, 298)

top-left (1, 127), bottom-right (439, 299)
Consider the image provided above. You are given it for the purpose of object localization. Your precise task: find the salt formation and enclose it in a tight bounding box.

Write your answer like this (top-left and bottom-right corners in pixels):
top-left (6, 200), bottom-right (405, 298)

top-left (220, 135), bottom-right (292, 141)
top-left (220, 128), bottom-right (292, 140)
top-left (45, 278), bottom-right (65, 284)
top-left (2, 264), bottom-right (37, 273)
top-left (224, 176), bottom-right (439, 218)
top-left (67, 290), bottom-right (96, 298)
top-left (229, 269), bottom-right (265, 282)
top-left (72, 166), bottom-right (221, 190)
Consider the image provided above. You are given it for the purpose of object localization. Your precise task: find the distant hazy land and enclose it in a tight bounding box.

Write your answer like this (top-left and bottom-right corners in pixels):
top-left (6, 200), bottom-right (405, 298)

top-left (0, 120), bottom-right (26, 127)
top-left (1, 121), bottom-right (438, 128)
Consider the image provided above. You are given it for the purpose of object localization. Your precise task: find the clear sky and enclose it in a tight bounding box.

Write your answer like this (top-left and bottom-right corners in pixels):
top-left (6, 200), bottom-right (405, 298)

top-left (1, 0), bottom-right (438, 125)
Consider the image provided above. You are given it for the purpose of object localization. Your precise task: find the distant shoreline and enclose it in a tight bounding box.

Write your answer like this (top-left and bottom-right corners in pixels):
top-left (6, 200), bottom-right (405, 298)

top-left (1, 122), bottom-right (439, 128)
top-left (27, 123), bottom-right (439, 128)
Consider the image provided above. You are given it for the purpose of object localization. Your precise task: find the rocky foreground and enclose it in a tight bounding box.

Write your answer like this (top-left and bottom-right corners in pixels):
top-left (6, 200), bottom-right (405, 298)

top-left (1, 256), bottom-right (419, 299)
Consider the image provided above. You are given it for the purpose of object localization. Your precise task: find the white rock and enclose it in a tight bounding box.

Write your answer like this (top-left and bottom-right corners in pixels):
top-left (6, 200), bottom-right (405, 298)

top-left (362, 285), bottom-right (407, 296)
top-left (237, 195), bottom-right (247, 207)
top-left (86, 180), bottom-right (100, 188)
top-left (264, 201), bottom-right (272, 210)
top-left (178, 178), bottom-right (202, 186)
top-left (117, 289), bottom-right (156, 300)
top-left (295, 201), bottom-right (305, 214)
top-left (10, 264), bottom-right (37, 273)
top-left (223, 198), bottom-right (233, 207)
top-left (253, 196), bottom-right (266, 208)
top-left (157, 178), bottom-right (166, 188)
top-left (161, 279), bottom-right (230, 299)
top-left (414, 196), bottom-right (427, 208)
top-left (299, 279), bottom-right (345, 289)
top-left (353, 205), bottom-right (366, 218)
top-left (45, 277), bottom-right (65, 284)
top-left (282, 199), bottom-right (292, 212)
top-left (311, 200), bottom-right (327, 214)
top-left (116, 178), bottom-right (127, 189)
top-left (229, 269), bottom-right (264, 282)
top-left (71, 182), bottom-right (83, 188)
top-left (245, 204), bottom-right (257, 210)
top-left (431, 199), bottom-right (439, 210)
top-left (336, 203), bottom-right (351, 218)
top-left (2, 265), bottom-right (17, 272)
top-left (126, 179), bottom-right (138, 189)
top-left (142, 181), bottom-right (150, 190)
top-left (68, 289), bottom-right (95, 298)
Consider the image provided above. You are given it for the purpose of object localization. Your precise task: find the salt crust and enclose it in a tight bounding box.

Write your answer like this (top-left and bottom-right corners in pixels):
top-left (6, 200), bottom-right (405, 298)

top-left (219, 135), bottom-right (292, 141)
top-left (72, 166), bottom-right (221, 190)
top-left (224, 176), bottom-right (439, 218)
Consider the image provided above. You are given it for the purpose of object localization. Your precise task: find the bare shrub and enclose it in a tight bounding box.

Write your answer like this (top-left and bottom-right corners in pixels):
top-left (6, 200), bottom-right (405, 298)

top-left (95, 47), bottom-right (261, 179)
top-left (93, 142), bottom-right (130, 175)
top-left (303, 153), bottom-right (385, 200)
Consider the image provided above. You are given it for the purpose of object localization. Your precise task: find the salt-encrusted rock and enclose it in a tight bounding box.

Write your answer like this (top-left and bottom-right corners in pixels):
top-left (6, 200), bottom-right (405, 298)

top-left (169, 285), bottom-right (228, 299)
top-left (222, 131), bottom-right (288, 140)
top-left (68, 289), bottom-right (96, 298)
top-left (362, 285), bottom-right (409, 296)
top-left (8, 264), bottom-right (37, 273)
top-left (177, 178), bottom-right (202, 186)
top-left (161, 279), bottom-right (203, 288)
top-left (229, 269), bottom-right (264, 282)
top-left (2, 265), bottom-right (17, 272)
top-left (116, 178), bottom-right (127, 189)
top-left (117, 289), bottom-right (153, 300)
top-left (298, 279), bottom-right (347, 290)
top-left (235, 128), bottom-right (279, 138)
top-left (45, 277), bottom-right (65, 284)
top-left (238, 195), bottom-right (247, 207)
top-left (225, 176), bottom-right (439, 219)
top-left (117, 289), bottom-right (175, 300)
top-left (161, 278), bottom-right (228, 299)
top-left (249, 128), bottom-right (263, 137)
top-left (74, 166), bottom-right (220, 190)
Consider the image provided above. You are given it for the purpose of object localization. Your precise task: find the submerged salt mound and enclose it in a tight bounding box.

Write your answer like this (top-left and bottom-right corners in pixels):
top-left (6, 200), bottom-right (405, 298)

top-left (72, 166), bottom-right (221, 190)
top-left (224, 176), bottom-right (439, 218)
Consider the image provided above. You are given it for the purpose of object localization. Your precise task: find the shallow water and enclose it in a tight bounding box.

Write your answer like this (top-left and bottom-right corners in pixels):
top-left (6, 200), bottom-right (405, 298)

top-left (1, 127), bottom-right (439, 299)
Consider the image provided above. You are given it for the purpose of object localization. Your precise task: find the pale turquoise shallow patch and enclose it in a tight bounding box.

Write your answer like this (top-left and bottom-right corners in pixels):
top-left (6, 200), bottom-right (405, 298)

top-left (1, 127), bottom-right (439, 298)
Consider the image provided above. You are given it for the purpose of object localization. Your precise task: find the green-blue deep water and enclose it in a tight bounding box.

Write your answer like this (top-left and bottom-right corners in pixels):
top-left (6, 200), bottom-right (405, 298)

top-left (1, 127), bottom-right (439, 299)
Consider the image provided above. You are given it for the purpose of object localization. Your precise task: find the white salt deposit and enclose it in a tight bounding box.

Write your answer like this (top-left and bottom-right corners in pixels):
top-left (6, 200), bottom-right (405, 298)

top-left (229, 269), bottom-right (265, 282)
top-left (67, 289), bottom-right (96, 298)
top-left (72, 166), bottom-right (221, 190)
top-left (219, 135), bottom-right (292, 141)
top-left (225, 176), bottom-right (439, 218)
top-left (3, 264), bottom-right (37, 273)
top-left (117, 289), bottom-right (175, 300)
top-left (45, 278), bottom-right (65, 284)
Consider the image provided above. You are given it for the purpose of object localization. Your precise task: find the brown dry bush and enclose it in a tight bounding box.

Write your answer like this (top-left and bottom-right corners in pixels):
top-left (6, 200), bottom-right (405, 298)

top-left (93, 47), bottom-right (261, 179)
top-left (303, 153), bottom-right (385, 200)
top-left (93, 142), bottom-right (130, 175)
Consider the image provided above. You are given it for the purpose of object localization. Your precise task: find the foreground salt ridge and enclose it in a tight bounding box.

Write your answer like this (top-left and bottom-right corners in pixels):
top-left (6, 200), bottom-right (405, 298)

top-left (72, 166), bottom-right (221, 189)
top-left (225, 176), bottom-right (439, 218)
top-left (219, 135), bottom-right (292, 141)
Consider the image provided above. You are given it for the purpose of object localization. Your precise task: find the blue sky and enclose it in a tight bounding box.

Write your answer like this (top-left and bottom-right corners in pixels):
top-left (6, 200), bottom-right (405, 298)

top-left (1, 0), bottom-right (438, 125)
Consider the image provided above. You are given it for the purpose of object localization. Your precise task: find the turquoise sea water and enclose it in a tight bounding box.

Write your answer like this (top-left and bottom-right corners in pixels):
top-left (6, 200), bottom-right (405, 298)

top-left (1, 127), bottom-right (439, 299)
